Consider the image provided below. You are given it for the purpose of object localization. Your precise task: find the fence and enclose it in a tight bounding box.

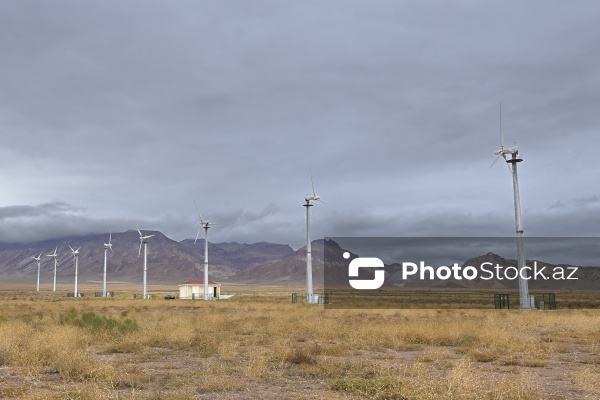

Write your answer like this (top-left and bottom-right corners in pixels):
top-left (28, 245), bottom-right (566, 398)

top-left (494, 293), bottom-right (557, 310)
top-left (94, 292), bottom-right (115, 298)
top-left (494, 293), bottom-right (510, 309)
top-left (291, 292), bottom-right (330, 304)
top-left (133, 294), bottom-right (154, 299)
top-left (536, 293), bottom-right (557, 310)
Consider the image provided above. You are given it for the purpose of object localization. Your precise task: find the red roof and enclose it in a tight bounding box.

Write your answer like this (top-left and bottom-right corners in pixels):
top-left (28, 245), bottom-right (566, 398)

top-left (181, 280), bottom-right (219, 285)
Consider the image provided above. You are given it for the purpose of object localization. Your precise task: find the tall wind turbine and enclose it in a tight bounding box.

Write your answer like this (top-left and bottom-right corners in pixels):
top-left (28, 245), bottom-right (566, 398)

top-left (304, 170), bottom-right (323, 304)
top-left (103, 232), bottom-right (113, 297)
top-left (194, 201), bottom-right (215, 300)
top-left (491, 105), bottom-right (533, 309)
top-left (46, 246), bottom-right (59, 292)
top-left (137, 228), bottom-right (155, 299)
top-left (31, 253), bottom-right (43, 292)
top-left (69, 245), bottom-right (81, 297)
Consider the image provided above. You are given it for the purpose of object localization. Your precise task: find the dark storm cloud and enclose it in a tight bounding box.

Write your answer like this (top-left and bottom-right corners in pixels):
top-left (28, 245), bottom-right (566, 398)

top-left (1, 1), bottom-right (599, 248)
top-left (0, 202), bottom-right (82, 219)
top-left (0, 201), bottom-right (126, 243)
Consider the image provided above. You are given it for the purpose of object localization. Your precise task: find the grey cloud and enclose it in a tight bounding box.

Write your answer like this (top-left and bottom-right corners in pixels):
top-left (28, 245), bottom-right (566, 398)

top-left (0, 202), bottom-right (84, 220)
top-left (0, 1), bottom-right (599, 249)
top-left (549, 201), bottom-right (566, 210)
top-left (572, 196), bottom-right (599, 208)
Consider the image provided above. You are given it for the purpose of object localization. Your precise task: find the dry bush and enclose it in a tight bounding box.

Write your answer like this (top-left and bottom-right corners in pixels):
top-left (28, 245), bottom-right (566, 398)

top-left (520, 358), bottom-right (549, 368)
top-left (468, 348), bottom-right (500, 362)
top-left (0, 384), bottom-right (27, 398)
top-left (282, 342), bottom-right (322, 365)
top-left (1, 322), bottom-right (96, 380)
top-left (571, 366), bottom-right (600, 398)
top-left (332, 358), bottom-right (539, 400)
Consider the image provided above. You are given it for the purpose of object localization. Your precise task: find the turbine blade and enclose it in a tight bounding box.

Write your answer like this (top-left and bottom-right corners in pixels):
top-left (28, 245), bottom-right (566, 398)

top-left (310, 167), bottom-right (316, 196)
top-left (147, 234), bottom-right (155, 238)
top-left (38, 252), bottom-right (42, 259)
top-left (490, 153), bottom-right (502, 168)
top-left (136, 227), bottom-right (142, 237)
top-left (69, 245), bottom-right (74, 252)
top-left (504, 155), bottom-right (512, 173)
top-left (76, 247), bottom-right (80, 252)
top-left (193, 200), bottom-right (203, 221)
top-left (138, 240), bottom-right (142, 257)
top-left (110, 245), bottom-right (114, 254)
top-left (194, 228), bottom-right (201, 244)
top-left (499, 103), bottom-right (504, 148)
top-left (317, 199), bottom-right (325, 204)
top-left (109, 231), bottom-right (112, 244)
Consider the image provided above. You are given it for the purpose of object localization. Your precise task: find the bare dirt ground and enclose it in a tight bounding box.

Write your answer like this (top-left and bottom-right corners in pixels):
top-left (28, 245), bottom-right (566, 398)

top-left (0, 289), bottom-right (599, 399)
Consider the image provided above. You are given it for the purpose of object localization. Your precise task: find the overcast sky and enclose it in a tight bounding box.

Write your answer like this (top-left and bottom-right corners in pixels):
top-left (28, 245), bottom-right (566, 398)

top-left (1, 1), bottom-right (599, 249)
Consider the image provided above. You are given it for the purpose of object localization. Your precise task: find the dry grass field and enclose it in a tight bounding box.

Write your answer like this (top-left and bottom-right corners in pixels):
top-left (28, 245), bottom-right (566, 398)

top-left (0, 289), bottom-right (599, 399)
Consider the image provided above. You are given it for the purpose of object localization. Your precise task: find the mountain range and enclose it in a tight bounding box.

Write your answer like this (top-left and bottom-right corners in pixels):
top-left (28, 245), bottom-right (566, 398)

top-left (0, 230), bottom-right (294, 285)
top-left (1, 232), bottom-right (598, 291)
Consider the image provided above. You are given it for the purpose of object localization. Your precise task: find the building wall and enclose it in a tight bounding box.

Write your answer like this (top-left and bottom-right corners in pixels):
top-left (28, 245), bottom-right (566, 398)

top-left (179, 284), bottom-right (221, 299)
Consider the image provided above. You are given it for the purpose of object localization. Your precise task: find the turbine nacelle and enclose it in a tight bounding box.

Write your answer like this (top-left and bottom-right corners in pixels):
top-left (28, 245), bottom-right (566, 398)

top-left (193, 201), bottom-right (215, 244)
top-left (137, 228), bottom-right (155, 256)
top-left (31, 253), bottom-right (43, 262)
top-left (104, 232), bottom-right (114, 253)
top-left (137, 228), bottom-right (155, 241)
top-left (46, 246), bottom-right (58, 258)
top-left (494, 145), bottom-right (519, 157)
top-left (195, 220), bottom-right (213, 243)
top-left (304, 195), bottom-right (323, 204)
top-left (69, 245), bottom-right (81, 256)
top-left (492, 144), bottom-right (521, 168)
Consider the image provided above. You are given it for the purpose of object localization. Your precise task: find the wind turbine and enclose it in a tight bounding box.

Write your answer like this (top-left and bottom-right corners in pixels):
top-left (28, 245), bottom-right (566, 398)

top-left (491, 105), bottom-right (533, 309)
top-left (304, 170), bottom-right (323, 304)
top-left (194, 201), bottom-right (215, 300)
top-left (69, 245), bottom-right (81, 297)
top-left (31, 253), bottom-right (43, 292)
top-left (137, 228), bottom-right (155, 299)
top-left (103, 232), bottom-right (113, 297)
top-left (46, 246), bottom-right (59, 292)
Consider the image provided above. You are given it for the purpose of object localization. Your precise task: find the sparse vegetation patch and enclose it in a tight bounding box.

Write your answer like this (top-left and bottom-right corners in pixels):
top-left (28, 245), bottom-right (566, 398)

top-left (0, 293), bottom-right (597, 398)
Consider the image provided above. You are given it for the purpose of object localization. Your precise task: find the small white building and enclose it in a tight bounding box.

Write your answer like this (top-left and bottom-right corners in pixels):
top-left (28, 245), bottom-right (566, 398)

top-left (179, 280), bottom-right (221, 299)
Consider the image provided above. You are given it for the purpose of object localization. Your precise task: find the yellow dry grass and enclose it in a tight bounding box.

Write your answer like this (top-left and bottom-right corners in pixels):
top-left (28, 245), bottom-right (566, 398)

top-left (0, 293), bottom-right (598, 398)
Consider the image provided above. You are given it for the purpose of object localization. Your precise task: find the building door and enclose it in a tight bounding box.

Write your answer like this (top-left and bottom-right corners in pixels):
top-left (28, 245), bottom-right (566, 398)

top-left (213, 286), bottom-right (217, 298)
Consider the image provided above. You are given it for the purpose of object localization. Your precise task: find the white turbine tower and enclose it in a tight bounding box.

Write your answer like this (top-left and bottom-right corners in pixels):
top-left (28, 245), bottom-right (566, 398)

top-left (137, 228), bottom-right (155, 299)
top-left (31, 252), bottom-right (43, 292)
top-left (491, 105), bottom-right (533, 309)
top-left (103, 232), bottom-right (113, 297)
top-left (46, 246), bottom-right (59, 292)
top-left (194, 201), bottom-right (215, 300)
top-left (304, 171), bottom-right (323, 304)
top-left (69, 245), bottom-right (81, 297)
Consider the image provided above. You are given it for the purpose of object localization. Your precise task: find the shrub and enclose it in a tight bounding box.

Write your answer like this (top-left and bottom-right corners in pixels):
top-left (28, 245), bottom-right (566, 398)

top-left (59, 309), bottom-right (138, 334)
